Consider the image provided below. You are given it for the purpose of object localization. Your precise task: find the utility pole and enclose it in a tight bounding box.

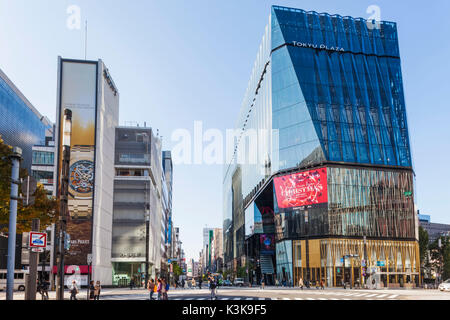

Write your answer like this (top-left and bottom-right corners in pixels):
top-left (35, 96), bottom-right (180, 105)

top-left (56, 109), bottom-right (72, 300)
top-left (6, 147), bottom-right (22, 300)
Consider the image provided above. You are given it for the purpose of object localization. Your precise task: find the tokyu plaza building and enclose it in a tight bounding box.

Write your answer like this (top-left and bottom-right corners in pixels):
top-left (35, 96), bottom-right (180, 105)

top-left (223, 6), bottom-right (420, 288)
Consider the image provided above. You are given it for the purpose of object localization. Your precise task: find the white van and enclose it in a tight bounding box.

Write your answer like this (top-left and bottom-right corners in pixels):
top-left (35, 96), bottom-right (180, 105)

top-left (0, 269), bottom-right (28, 291)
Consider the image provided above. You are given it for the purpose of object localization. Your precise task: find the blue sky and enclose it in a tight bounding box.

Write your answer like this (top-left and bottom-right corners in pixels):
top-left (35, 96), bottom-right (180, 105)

top-left (0, 0), bottom-right (449, 261)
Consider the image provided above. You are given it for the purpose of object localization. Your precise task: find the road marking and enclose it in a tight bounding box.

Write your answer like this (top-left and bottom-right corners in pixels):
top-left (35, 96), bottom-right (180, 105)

top-left (245, 297), bottom-right (253, 300)
top-left (294, 298), bottom-right (303, 300)
top-left (306, 298), bottom-right (315, 300)
top-left (342, 298), bottom-right (351, 300)
top-left (258, 297), bottom-right (266, 300)
top-left (197, 298), bottom-right (206, 300)
top-left (318, 298), bottom-right (328, 300)
top-left (375, 294), bottom-right (388, 298)
top-left (364, 294), bottom-right (377, 297)
top-left (388, 295), bottom-right (398, 299)
top-left (330, 298), bottom-right (339, 300)
top-left (282, 298), bottom-right (291, 300)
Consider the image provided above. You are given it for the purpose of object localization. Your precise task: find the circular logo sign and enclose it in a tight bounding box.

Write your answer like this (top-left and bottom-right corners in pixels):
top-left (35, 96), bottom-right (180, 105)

top-left (69, 160), bottom-right (94, 194)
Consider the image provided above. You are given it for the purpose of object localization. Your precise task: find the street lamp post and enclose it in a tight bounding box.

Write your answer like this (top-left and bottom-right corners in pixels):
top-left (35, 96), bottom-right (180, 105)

top-left (6, 147), bottom-right (22, 300)
top-left (56, 109), bottom-right (72, 300)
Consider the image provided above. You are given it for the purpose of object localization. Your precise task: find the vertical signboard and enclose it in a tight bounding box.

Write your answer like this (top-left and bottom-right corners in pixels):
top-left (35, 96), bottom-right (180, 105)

top-left (57, 60), bottom-right (97, 266)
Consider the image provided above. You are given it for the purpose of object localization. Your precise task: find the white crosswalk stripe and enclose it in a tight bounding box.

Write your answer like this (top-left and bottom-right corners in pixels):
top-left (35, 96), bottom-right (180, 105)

top-left (282, 298), bottom-right (291, 300)
top-left (258, 297), bottom-right (266, 300)
top-left (306, 298), bottom-right (315, 300)
top-left (388, 295), bottom-right (398, 299)
top-left (318, 298), bottom-right (328, 300)
top-left (294, 298), bottom-right (303, 300)
top-left (364, 294), bottom-right (378, 297)
top-left (376, 294), bottom-right (388, 298)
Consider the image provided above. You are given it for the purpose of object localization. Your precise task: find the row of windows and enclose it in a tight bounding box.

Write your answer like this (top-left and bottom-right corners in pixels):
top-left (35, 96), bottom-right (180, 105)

top-left (32, 151), bottom-right (54, 165)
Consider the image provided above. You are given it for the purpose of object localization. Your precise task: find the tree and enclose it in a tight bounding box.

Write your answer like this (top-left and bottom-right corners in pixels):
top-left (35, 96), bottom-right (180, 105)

top-left (429, 236), bottom-right (450, 282)
top-left (0, 135), bottom-right (58, 233)
top-left (172, 262), bottom-right (183, 279)
top-left (419, 226), bottom-right (429, 267)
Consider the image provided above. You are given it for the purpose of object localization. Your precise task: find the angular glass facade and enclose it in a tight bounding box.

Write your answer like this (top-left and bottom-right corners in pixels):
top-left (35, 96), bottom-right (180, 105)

top-left (223, 6), bottom-right (418, 287)
top-left (0, 69), bottom-right (50, 170)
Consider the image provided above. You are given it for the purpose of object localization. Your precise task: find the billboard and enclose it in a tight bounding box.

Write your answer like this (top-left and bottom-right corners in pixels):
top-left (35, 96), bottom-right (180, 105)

top-left (260, 234), bottom-right (275, 254)
top-left (274, 167), bottom-right (327, 209)
top-left (57, 60), bottom-right (97, 266)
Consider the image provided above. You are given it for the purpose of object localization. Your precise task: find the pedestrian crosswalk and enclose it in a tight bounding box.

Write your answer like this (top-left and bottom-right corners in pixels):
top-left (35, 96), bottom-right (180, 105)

top-left (102, 291), bottom-right (401, 301)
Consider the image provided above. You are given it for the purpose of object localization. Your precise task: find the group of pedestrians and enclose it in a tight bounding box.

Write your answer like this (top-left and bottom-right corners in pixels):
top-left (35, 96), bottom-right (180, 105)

top-left (297, 277), bottom-right (325, 290)
top-left (147, 278), bottom-right (170, 300)
top-left (69, 280), bottom-right (102, 300)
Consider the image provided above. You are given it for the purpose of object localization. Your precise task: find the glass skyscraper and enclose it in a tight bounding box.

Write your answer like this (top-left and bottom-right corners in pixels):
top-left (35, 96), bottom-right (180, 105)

top-left (0, 68), bottom-right (51, 171)
top-left (223, 6), bottom-right (419, 288)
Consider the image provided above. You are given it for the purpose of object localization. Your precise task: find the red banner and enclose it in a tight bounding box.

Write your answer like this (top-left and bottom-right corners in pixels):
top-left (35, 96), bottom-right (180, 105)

top-left (274, 168), bottom-right (327, 209)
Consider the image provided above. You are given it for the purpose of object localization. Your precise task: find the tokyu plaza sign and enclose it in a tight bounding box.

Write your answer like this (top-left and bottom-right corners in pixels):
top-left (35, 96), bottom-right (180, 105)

top-left (292, 41), bottom-right (345, 52)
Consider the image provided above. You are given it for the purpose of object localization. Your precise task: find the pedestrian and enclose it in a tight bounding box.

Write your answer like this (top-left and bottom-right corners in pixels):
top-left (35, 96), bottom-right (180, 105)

top-left (188, 279), bottom-right (192, 289)
top-left (89, 280), bottom-right (95, 300)
top-left (199, 278), bottom-right (203, 289)
top-left (161, 279), bottom-right (168, 300)
top-left (261, 278), bottom-right (265, 290)
top-left (209, 277), bottom-right (217, 300)
top-left (40, 279), bottom-right (49, 300)
top-left (298, 277), bottom-right (304, 290)
top-left (157, 279), bottom-right (162, 300)
top-left (70, 280), bottom-right (79, 300)
top-left (372, 278), bottom-right (376, 290)
top-left (148, 278), bottom-right (156, 300)
top-left (94, 281), bottom-right (101, 300)
top-left (320, 279), bottom-right (325, 290)
top-left (165, 280), bottom-right (170, 300)
top-left (130, 277), bottom-right (135, 290)
top-left (181, 278), bottom-right (185, 289)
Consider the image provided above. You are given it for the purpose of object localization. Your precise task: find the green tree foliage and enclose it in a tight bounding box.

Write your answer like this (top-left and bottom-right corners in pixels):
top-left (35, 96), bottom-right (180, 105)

top-left (0, 136), bottom-right (58, 233)
top-left (172, 262), bottom-right (183, 279)
top-left (429, 236), bottom-right (450, 281)
top-left (419, 226), bottom-right (429, 266)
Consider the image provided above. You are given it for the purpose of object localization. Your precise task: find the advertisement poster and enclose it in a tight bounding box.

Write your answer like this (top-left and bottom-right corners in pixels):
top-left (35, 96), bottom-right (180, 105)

top-left (58, 60), bottom-right (97, 266)
top-left (274, 168), bottom-right (327, 209)
top-left (260, 234), bottom-right (275, 254)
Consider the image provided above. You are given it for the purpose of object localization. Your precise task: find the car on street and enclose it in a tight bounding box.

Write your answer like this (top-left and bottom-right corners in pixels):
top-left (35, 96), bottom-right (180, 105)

top-left (438, 279), bottom-right (450, 292)
top-left (234, 278), bottom-right (245, 287)
top-left (222, 279), bottom-right (232, 286)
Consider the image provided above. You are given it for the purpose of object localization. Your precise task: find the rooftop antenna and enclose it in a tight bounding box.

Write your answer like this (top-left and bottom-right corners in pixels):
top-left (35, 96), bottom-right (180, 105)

top-left (84, 20), bottom-right (88, 60)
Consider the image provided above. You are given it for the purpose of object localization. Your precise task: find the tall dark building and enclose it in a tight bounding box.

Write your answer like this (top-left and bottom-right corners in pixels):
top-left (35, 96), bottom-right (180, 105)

top-left (223, 6), bottom-right (419, 288)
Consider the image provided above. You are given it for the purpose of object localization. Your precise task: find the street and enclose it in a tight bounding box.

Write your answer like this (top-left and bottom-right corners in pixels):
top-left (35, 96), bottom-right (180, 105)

top-left (1, 286), bottom-right (449, 301)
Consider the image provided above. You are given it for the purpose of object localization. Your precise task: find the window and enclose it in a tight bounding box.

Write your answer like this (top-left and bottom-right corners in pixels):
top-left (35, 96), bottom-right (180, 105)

top-left (32, 151), bottom-right (54, 165)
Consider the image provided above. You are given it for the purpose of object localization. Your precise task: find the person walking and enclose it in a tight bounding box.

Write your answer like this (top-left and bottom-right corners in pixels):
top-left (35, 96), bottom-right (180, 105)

top-left (40, 279), bottom-right (49, 300)
top-left (199, 278), bottom-right (203, 290)
top-left (320, 279), bottom-right (325, 290)
top-left (70, 280), bottom-right (79, 300)
top-left (275, 278), bottom-right (279, 287)
top-left (261, 278), bottom-right (265, 290)
top-left (161, 279), bottom-right (168, 300)
top-left (129, 277), bottom-right (135, 290)
top-left (209, 277), bottom-right (217, 300)
top-left (94, 281), bottom-right (101, 300)
top-left (148, 279), bottom-right (156, 300)
top-left (88, 280), bottom-right (95, 300)
top-left (157, 279), bottom-right (163, 300)
top-left (298, 277), bottom-right (304, 290)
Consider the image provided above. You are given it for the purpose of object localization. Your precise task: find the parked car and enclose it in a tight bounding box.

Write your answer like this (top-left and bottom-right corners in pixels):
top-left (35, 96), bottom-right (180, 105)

top-left (234, 278), bottom-right (245, 287)
top-left (222, 279), bottom-right (232, 286)
top-left (438, 279), bottom-right (450, 292)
